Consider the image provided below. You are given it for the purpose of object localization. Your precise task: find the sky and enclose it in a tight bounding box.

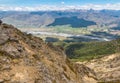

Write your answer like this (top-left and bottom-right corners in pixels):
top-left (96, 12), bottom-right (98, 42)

top-left (0, 0), bottom-right (120, 11)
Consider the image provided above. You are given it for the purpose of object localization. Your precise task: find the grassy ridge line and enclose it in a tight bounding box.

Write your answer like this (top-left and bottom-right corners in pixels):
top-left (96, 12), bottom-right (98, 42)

top-left (54, 39), bottom-right (120, 62)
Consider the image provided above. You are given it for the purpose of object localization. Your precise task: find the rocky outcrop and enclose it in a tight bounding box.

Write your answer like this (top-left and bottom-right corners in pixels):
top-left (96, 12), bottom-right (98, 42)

top-left (0, 23), bottom-right (97, 83)
top-left (81, 53), bottom-right (120, 83)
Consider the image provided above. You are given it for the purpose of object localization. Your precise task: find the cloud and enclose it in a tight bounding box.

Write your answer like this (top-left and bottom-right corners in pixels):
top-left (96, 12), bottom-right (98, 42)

top-left (0, 3), bottom-right (120, 11)
top-left (61, 1), bottom-right (65, 5)
top-left (80, 3), bottom-right (120, 10)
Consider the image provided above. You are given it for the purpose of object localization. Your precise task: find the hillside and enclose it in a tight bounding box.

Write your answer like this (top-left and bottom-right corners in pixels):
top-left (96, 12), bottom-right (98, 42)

top-left (56, 36), bottom-right (120, 82)
top-left (51, 31), bottom-right (120, 82)
top-left (64, 39), bottom-right (120, 61)
top-left (0, 23), bottom-right (97, 83)
top-left (80, 53), bottom-right (120, 82)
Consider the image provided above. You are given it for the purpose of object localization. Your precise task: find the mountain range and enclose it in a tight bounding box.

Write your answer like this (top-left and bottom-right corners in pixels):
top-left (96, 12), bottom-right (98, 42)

top-left (1, 9), bottom-right (120, 29)
top-left (1, 9), bottom-right (120, 82)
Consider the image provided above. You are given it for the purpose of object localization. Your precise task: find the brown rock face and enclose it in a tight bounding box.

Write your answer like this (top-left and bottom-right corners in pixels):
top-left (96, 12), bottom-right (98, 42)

top-left (84, 53), bottom-right (120, 83)
top-left (0, 23), bottom-right (97, 83)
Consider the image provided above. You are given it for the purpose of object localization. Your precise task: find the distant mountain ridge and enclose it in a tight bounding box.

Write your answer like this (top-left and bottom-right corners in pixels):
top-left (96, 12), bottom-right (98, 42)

top-left (1, 9), bottom-right (120, 28)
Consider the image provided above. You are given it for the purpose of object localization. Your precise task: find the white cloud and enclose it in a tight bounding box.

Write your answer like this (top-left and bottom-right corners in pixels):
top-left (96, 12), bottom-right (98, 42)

top-left (0, 3), bottom-right (120, 11)
top-left (61, 1), bottom-right (65, 5)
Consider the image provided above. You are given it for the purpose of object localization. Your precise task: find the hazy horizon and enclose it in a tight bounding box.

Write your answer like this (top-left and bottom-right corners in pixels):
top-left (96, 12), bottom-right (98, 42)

top-left (0, 0), bottom-right (120, 11)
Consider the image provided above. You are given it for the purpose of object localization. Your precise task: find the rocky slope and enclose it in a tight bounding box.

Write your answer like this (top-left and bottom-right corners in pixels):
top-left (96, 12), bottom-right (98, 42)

top-left (79, 53), bottom-right (120, 83)
top-left (0, 23), bottom-right (97, 83)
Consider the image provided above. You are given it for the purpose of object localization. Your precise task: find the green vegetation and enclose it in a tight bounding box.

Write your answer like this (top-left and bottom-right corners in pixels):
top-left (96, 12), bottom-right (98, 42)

top-left (48, 16), bottom-right (96, 28)
top-left (49, 25), bottom-right (110, 35)
top-left (54, 39), bottom-right (120, 62)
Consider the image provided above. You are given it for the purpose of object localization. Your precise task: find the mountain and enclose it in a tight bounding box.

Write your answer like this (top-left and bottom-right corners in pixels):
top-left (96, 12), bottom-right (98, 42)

top-left (58, 37), bottom-right (120, 82)
top-left (1, 10), bottom-right (120, 28)
top-left (0, 22), bottom-right (97, 83)
top-left (1, 11), bottom-right (54, 28)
